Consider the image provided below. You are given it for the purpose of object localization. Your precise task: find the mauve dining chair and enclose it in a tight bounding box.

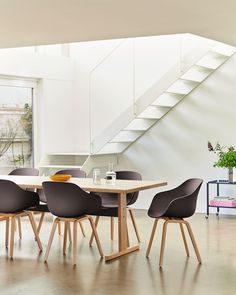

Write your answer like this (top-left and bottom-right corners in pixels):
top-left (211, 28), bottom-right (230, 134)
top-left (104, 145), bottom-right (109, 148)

top-left (42, 181), bottom-right (103, 265)
top-left (36, 169), bottom-right (87, 239)
top-left (8, 167), bottom-right (39, 239)
top-left (0, 179), bottom-right (42, 258)
top-left (89, 171), bottom-right (142, 246)
top-left (146, 178), bottom-right (203, 268)
top-left (9, 167), bottom-right (39, 176)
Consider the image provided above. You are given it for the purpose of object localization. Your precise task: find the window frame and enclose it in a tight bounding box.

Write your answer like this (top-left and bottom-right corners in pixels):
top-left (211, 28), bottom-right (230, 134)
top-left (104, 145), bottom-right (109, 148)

top-left (0, 76), bottom-right (38, 168)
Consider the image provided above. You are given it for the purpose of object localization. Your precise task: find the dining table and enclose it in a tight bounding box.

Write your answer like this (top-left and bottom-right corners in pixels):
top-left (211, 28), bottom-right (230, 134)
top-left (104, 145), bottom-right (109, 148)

top-left (0, 175), bottom-right (167, 261)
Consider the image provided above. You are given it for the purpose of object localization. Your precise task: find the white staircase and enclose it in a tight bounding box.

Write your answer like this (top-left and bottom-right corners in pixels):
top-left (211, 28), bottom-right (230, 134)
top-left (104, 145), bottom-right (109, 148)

top-left (38, 42), bottom-right (236, 176)
top-left (94, 43), bottom-right (235, 155)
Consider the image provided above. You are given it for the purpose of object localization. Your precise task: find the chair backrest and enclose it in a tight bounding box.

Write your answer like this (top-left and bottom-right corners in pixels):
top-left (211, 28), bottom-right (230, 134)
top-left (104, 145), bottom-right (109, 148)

top-left (55, 169), bottom-right (86, 178)
top-left (116, 171), bottom-right (142, 205)
top-left (38, 168), bottom-right (87, 203)
top-left (0, 179), bottom-right (39, 213)
top-left (165, 178), bottom-right (203, 218)
top-left (97, 171), bottom-right (142, 206)
top-left (9, 168), bottom-right (39, 176)
top-left (42, 181), bottom-right (101, 218)
top-left (148, 178), bottom-right (203, 219)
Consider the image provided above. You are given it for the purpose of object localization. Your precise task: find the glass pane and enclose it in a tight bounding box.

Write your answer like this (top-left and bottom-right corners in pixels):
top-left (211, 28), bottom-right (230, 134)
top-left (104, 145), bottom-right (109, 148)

top-left (0, 85), bottom-right (33, 174)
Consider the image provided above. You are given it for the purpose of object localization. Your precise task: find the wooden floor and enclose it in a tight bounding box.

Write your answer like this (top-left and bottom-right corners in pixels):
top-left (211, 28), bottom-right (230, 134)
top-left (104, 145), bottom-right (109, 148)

top-left (0, 210), bottom-right (236, 295)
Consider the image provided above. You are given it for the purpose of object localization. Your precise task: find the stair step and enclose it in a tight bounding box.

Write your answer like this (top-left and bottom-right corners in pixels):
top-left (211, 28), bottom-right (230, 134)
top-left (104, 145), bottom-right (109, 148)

top-left (166, 79), bottom-right (199, 95)
top-left (110, 130), bottom-right (143, 143)
top-left (97, 142), bottom-right (130, 154)
top-left (181, 65), bottom-right (213, 82)
top-left (196, 51), bottom-right (228, 69)
top-left (152, 92), bottom-right (184, 107)
top-left (124, 118), bottom-right (156, 131)
top-left (138, 106), bottom-right (170, 119)
top-left (211, 43), bottom-right (236, 57)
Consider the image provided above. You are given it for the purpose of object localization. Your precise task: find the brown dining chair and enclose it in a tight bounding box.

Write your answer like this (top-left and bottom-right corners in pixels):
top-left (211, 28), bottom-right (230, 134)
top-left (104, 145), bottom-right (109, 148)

top-left (0, 179), bottom-right (42, 258)
top-left (8, 167), bottom-right (39, 239)
top-left (146, 178), bottom-right (203, 268)
top-left (42, 181), bottom-right (103, 265)
top-left (9, 167), bottom-right (39, 177)
top-left (89, 171), bottom-right (142, 245)
top-left (36, 169), bottom-right (87, 239)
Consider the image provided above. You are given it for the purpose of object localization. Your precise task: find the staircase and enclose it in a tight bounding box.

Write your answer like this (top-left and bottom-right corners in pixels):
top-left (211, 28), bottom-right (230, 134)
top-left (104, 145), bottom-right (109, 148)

top-left (39, 41), bottom-right (236, 176)
top-left (92, 43), bottom-right (236, 155)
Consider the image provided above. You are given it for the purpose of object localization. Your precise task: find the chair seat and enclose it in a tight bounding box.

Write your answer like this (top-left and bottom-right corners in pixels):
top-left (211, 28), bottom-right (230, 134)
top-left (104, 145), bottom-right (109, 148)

top-left (101, 198), bottom-right (119, 208)
top-left (27, 204), bottom-right (49, 213)
top-left (92, 207), bottom-right (118, 217)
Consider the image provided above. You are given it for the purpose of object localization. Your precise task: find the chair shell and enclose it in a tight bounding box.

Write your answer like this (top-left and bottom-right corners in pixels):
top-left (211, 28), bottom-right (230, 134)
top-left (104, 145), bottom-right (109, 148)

top-left (148, 178), bottom-right (203, 219)
top-left (42, 181), bottom-right (103, 264)
top-left (0, 179), bottom-right (42, 258)
top-left (38, 169), bottom-right (86, 203)
top-left (97, 171), bottom-right (141, 207)
top-left (0, 179), bottom-right (39, 213)
top-left (56, 169), bottom-right (86, 178)
top-left (90, 171), bottom-right (142, 244)
top-left (9, 168), bottom-right (39, 176)
top-left (43, 181), bottom-right (101, 218)
top-left (36, 169), bottom-right (87, 238)
top-left (146, 178), bottom-right (203, 268)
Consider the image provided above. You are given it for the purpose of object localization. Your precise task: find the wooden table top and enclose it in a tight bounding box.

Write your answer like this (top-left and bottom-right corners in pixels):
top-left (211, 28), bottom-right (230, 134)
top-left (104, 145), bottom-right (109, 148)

top-left (0, 175), bottom-right (167, 193)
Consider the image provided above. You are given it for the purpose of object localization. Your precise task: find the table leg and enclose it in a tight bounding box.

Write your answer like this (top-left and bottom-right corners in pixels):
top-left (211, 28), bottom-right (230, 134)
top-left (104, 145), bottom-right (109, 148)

top-left (105, 192), bottom-right (139, 261)
top-left (206, 183), bottom-right (209, 218)
top-left (118, 192), bottom-right (127, 251)
top-left (216, 183), bottom-right (220, 216)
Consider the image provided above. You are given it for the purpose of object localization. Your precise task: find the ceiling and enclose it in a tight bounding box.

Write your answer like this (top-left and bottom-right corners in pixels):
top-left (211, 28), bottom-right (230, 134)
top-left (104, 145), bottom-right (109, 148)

top-left (1, 0), bottom-right (236, 48)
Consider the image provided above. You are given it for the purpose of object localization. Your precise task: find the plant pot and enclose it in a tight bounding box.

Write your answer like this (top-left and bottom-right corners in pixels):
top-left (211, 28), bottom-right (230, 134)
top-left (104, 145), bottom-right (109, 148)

top-left (228, 167), bottom-right (234, 183)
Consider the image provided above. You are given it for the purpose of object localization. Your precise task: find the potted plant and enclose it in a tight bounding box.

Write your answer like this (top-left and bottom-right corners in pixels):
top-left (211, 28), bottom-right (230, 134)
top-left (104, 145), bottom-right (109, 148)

top-left (208, 141), bottom-right (236, 182)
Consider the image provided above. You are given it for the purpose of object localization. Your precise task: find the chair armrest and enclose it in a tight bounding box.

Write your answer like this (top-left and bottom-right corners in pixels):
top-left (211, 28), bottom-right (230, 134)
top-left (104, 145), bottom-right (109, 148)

top-left (148, 190), bottom-right (189, 218)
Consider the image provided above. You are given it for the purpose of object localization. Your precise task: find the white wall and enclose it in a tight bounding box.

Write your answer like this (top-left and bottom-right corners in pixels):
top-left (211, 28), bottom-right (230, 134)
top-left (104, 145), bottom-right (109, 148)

top-left (117, 53), bottom-right (236, 214)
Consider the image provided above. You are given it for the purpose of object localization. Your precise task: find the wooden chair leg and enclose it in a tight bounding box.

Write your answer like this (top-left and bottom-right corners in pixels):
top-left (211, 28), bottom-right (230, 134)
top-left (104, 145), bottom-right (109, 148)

top-left (63, 221), bottom-right (68, 254)
top-left (27, 212), bottom-right (43, 251)
top-left (126, 221), bottom-right (130, 247)
top-left (17, 217), bottom-right (22, 239)
top-left (5, 218), bottom-right (9, 248)
top-left (88, 217), bottom-right (104, 258)
top-left (79, 221), bottom-right (86, 237)
top-left (146, 219), bottom-right (158, 257)
top-left (73, 221), bottom-right (78, 266)
top-left (89, 216), bottom-right (100, 246)
top-left (179, 223), bottom-right (190, 257)
top-left (10, 217), bottom-right (16, 259)
top-left (159, 220), bottom-right (169, 268)
top-left (58, 220), bottom-right (62, 235)
top-left (44, 218), bottom-right (59, 262)
top-left (110, 217), bottom-right (114, 240)
top-left (68, 222), bottom-right (72, 243)
top-left (128, 209), bottom-right (141, 242)
top-left (184, 221), bottom-right (202, 264)
top-left (37, 212), bottom-right (45, 234)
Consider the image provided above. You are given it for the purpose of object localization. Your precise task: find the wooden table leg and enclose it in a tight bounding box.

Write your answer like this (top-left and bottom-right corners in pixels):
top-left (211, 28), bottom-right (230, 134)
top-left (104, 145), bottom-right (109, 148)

top-left (118, 192), bottom-right (127, 251)
top-left (105, 192), bottom-right (139, 261)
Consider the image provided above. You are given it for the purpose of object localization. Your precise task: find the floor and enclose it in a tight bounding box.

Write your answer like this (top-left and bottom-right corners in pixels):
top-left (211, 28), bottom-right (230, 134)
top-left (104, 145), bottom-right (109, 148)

top-left (0, 210), bottom-right (236, 295)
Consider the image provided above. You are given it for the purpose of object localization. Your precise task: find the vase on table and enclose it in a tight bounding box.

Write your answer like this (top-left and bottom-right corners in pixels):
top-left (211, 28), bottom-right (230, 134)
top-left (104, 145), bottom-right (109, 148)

top-left (228, 167), bottom-right (234, 183)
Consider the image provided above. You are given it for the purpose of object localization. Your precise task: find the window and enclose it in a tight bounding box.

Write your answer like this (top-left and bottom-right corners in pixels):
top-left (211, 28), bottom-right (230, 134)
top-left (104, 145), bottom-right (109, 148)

top-left (0, 79), bottom-right (36, 174)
